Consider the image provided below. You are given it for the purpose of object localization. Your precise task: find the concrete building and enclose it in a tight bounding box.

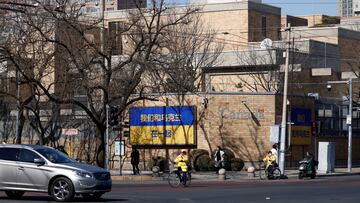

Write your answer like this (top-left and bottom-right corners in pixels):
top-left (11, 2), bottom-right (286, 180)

top-left (74, 0), bottom-right (360, 169)
top-left (69, 0), bottom-right (146, 13)
top-left (338, 0), bottom-right (360, 17)
top-left (105, 0), bottom-right (281, 51)
top-left (100, 1), bottom-right (360, 169)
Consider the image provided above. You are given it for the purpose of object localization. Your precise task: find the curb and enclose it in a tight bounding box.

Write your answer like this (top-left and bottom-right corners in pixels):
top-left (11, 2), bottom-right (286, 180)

top-left (110, 170), bottom-right (360, 182)
top-left (112, 175), bottom-right (164, 181)
top-left (317, 172), bottom-right (360, 177)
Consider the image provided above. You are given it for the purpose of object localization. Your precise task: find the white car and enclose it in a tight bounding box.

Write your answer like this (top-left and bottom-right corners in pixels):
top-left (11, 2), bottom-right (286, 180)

top-left (0, 144), bottom-right (112, 202)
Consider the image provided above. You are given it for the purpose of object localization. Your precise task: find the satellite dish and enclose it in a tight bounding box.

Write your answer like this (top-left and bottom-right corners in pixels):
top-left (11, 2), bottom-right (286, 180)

top-left (260, 38), bottom-right (273, 49)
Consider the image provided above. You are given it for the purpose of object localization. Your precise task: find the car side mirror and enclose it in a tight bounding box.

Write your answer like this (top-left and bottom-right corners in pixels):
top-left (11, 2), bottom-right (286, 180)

top-left (34, 158), bottom-right (46, 166)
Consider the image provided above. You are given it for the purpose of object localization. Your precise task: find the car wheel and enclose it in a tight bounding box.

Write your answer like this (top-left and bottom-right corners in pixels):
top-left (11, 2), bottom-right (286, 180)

top-left (82, 192), bottom-right (105, 200)
top-left (5, 191), bottom-right (25, 199)
top-left (50, 177), bottom-right (75, 202)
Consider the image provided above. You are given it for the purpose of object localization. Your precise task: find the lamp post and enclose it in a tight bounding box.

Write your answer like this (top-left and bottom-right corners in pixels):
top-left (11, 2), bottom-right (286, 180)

top-left (327, 78), bottom-right (353, 173)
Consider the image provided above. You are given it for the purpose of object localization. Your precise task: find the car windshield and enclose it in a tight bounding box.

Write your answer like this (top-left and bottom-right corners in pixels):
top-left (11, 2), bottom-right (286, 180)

top-left (35, 148), bottom-right (75, 164)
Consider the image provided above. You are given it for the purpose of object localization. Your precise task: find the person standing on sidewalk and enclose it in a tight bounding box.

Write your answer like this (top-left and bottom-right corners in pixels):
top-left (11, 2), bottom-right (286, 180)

top-left (214, 146), bottom-right (225, 173)
top-left (131, 146), bottom-right (140, 175)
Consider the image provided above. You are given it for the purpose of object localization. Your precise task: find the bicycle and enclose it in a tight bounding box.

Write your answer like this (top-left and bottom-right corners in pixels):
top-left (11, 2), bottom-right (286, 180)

top-left (167, 169), bottom-right (191, 187)
top-left (259, 162), bottom-right (281, 180)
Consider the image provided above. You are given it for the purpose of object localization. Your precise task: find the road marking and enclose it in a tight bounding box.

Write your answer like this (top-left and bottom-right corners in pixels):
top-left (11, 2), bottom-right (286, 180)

top-left (178, 198), bottom-right (195, 202)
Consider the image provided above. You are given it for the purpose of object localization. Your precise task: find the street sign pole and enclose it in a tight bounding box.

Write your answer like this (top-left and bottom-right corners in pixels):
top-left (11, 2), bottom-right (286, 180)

top-left (120, 131), bottom-right (123, 176)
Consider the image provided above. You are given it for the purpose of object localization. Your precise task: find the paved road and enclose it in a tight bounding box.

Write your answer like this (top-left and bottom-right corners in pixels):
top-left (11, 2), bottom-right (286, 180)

top-left (1, 175), bottom-right (360, 203)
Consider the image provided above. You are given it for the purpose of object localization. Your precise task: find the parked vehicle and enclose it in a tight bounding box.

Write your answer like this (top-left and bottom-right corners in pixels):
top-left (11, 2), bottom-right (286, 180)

top-left (0, 144), bottom-right (112, 202)
top-left (298, 155), bottom-right (318, 179)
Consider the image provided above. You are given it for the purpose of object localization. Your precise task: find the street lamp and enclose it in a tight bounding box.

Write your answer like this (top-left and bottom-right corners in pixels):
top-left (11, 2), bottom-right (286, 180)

top-left (327, 78), bottom-right (353, 173)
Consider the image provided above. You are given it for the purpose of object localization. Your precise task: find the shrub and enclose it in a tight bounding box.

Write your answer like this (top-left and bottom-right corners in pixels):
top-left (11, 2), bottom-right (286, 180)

top-left (194, 154), bottom-right (212, 171)
top-left (190, 149), bottom-right (209, 162)
top-left (230, 158), bottom-right (245, 171)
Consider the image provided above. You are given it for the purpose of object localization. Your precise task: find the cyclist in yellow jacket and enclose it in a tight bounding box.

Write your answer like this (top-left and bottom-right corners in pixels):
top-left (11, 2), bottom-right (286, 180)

top-left (174, 149), bottom-right (191, 185)
top-left (175, 149), bottom-right (190, 172)
top-left (263, 151), bottom-right (277, 175)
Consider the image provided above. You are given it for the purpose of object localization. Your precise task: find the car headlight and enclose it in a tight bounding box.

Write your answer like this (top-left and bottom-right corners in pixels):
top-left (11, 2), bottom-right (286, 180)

top-left (75, 171), bottom-right (93, 179)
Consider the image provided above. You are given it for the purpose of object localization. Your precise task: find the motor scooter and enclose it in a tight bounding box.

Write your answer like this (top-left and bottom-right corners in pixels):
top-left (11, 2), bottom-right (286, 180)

top-left (298, 156), bottom-right (318, 179)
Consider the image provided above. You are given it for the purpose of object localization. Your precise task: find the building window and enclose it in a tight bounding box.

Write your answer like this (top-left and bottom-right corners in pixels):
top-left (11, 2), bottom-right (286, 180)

top-left (108, 21), bottom-right (126, 55)
top-left (315, 102), bottom-right (360, 136)
top-left (261, 16), bottom-right (267, 38)
top-left (86, 7), bottom-right (99, 13)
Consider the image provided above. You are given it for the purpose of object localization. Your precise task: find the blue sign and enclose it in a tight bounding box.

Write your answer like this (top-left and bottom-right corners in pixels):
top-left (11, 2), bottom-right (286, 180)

top-left (291, 107), bottom-right (311, 126)
top-left (130, 106), bottom-right (195, 126)
top-left (129, 106), bottom-right (197, 146)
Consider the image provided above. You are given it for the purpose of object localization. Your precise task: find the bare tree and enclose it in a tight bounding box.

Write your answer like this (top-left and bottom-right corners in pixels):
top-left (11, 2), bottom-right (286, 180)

top-left (234, 44), bottom-right (284, 93)
top-left (0, 0), bottom-right (217, 168)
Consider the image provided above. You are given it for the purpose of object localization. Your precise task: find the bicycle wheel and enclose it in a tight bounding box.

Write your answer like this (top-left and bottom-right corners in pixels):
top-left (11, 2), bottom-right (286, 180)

top-left (259, 164), bottom-right (267, 180)
top-left (168, 171), bottom-right (181, 188)
top-left (272, 168), bottom-right (281, 179)
top-left (184, 172), bottom-right (191, 187)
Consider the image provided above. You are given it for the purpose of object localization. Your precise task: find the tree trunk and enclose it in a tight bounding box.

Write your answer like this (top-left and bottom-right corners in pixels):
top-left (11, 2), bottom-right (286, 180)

top-left (95, 128), bottom-right (106, 168)
top-left (15, 108), bottom-right (25, 144)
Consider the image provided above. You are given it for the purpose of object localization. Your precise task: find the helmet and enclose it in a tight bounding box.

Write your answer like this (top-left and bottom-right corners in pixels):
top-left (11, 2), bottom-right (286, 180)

top-left (181, 149), bottom-right (187, 153)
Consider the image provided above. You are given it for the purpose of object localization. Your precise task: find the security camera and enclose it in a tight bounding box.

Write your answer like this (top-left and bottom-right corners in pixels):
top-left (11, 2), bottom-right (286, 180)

top-left (326, 84), bottom-right (332, 91)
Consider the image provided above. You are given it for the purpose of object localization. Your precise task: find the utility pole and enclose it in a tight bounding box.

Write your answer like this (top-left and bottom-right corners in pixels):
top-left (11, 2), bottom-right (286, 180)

top-left (105, 104), bottom-right (109, 170)
top-left (279, 23), bottom-right (291, 174)
top-left (348, 78), bottom-right (353, 173)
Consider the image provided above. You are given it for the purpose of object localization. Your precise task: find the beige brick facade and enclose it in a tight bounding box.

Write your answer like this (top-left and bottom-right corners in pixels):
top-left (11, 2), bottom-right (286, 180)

top-left (110, 93), bottom-right (323, 170)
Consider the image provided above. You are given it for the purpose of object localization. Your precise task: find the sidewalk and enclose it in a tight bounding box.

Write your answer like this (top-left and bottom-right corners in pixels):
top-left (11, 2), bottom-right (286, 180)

top-left (110, 167), bottom-right (360, 182)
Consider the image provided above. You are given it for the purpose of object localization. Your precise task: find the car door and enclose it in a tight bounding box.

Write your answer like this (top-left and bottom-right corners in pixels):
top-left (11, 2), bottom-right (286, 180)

top-left (16, 148), bottom-right (50, 191)
top-left (0, 147), bottom-right (20, 189)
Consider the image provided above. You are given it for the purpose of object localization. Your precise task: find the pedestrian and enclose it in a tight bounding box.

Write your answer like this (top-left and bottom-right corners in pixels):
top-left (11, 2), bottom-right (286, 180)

top-left (270, 144), bottom-right (278, 160)
top-left (131, 146), bottom-right (140, 175)
top-left (214, 146), bottom-right (225, 173)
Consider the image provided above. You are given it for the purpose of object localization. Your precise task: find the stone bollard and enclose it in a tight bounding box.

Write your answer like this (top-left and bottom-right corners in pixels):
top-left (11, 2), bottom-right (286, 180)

top-left (152, 166), bottom-right (160, 177)
top-left (218, 168), bottom-right (226, 180)
top-left (247, 167), bottom-right (255, 178)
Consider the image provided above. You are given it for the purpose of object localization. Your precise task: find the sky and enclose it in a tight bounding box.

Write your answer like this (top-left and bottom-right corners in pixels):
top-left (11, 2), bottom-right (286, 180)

top-left (262, 0), bottom-right (338, 16)
top-left (177, 0), bottom-right (338, 16)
